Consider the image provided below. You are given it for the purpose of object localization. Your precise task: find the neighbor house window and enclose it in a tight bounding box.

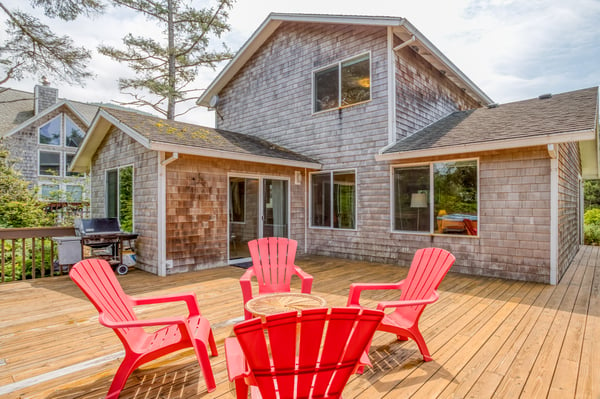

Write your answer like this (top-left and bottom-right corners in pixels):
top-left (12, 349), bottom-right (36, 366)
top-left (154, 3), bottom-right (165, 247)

top-left (65, 116), bottom-right (84, 147)
top-left (65, 154), bottom-right (83, 177)
top-left (65, 184), bottom-right (83, 202)
top-left (40, 183), bottom-right (60, 200)
top-left (39, 151), bottom-right (61, 176)
top-left (106, 166), bottom-right (134, 232)
top-left (38, 115), bottom-right (61, 145)
top-left (310, 170), bottom-right (356, 229)
top-left (314, 53), bottom-right (371, 112)
top-left (393, 160), bottom-right (478, 235)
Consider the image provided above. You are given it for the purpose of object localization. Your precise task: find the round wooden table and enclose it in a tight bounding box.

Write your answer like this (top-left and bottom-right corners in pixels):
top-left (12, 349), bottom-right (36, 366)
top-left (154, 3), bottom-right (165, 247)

top-left (245, 292), bottom-right (327, 318)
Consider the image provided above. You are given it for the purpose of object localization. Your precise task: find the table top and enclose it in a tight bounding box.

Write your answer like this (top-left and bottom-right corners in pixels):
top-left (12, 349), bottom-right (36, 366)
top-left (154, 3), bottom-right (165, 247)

top-left (245, 292), bottom-right (327, 317)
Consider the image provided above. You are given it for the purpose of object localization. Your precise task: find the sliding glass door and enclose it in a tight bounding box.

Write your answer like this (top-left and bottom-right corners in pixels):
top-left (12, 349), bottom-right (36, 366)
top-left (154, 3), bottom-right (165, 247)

top-left (228, 176), bottom-right (289, 262)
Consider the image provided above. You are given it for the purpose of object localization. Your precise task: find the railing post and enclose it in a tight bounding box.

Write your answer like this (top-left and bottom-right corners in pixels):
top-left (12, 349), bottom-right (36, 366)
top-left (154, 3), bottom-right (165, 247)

top-left (1, 239), bottom-right (4, 283)
top-left (21, 238), bottom-right (26, 280)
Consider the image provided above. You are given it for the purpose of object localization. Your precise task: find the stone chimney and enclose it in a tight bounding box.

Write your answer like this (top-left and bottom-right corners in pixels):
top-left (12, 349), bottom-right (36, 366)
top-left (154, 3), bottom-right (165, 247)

top-left (34, 77), bottom-right (58, 115)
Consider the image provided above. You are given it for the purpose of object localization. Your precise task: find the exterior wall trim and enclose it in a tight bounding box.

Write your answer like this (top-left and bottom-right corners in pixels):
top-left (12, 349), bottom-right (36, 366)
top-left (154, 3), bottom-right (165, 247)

top-left (549, 148), bottom-right (559, 284)
top-left (387, 26), bottom-right (396, 145)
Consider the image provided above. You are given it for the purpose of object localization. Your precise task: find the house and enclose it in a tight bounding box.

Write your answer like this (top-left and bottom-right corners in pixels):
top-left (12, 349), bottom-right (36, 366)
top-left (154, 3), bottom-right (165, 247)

top-left (75, 13), bottom-right (599, 284)
top-left (0, 83), bottom-right (98, 204)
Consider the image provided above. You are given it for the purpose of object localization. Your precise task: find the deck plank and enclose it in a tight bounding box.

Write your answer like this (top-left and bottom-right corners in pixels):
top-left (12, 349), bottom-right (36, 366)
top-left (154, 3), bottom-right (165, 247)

top-left (1, 248), bottom-right (599, 398)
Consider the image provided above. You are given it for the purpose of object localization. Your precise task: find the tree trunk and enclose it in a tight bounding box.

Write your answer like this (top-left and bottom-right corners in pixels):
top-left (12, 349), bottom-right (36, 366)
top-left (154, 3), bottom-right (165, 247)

top-left (167, 0), bottom-right (176, 120)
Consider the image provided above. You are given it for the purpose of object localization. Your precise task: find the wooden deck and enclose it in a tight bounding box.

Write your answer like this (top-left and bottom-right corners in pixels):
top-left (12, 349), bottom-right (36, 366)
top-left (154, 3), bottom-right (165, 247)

top-left (1, 246), bottom-right (599, 398)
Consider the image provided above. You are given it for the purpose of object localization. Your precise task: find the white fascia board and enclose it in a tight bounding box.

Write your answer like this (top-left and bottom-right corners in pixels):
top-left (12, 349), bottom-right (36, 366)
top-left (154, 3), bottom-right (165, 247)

top-left (375, 129), bottom-right (596, 162)
top-left (197, 13), bottom-right (406, 107)
top-left (69, 109), bottom-right (151, 172)
top-left (150, 141), bottom-right (322, 170)
top-left (3, 100), bottom-right (91, 138)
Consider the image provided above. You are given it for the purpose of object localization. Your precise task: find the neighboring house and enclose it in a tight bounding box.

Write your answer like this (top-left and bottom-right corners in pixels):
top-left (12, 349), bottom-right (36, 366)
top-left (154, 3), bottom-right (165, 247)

top-left (0, 84), bottom-right (98, 204)
top-left (74, 13), bottom-right (599, 284)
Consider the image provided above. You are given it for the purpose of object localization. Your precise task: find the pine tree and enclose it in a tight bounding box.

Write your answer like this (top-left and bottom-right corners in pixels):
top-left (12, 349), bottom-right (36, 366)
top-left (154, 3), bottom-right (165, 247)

top-left (98, 0), bottom-right (235, 120)
top-left (0, 0), bottom-right (103, 85)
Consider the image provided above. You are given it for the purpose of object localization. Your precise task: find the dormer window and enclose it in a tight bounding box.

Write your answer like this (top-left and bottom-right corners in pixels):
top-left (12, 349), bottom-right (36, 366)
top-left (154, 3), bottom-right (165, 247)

top-left (313, 53), bottom-right (371, 113)
top-left (38, 114), bottom-right (85, 147)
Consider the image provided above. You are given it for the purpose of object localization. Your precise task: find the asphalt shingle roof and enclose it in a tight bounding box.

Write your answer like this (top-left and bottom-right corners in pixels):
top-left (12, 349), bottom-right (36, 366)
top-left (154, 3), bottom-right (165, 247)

top-left (384, 86), bottom-right (598, 154)
top-left (101, 107), bottom-right (319, 165)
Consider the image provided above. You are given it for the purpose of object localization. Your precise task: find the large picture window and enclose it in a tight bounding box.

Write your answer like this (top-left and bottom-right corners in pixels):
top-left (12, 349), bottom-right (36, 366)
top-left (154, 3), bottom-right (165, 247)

top-left (393, 160), bottom-right (478, 235)
top-left (38, 116), bottom-right (61, 145)
top-left (106, 166), bottom-right (134, 232)
top-left (65, 116), bottom-right (84, 147)
top-left (310, 170), bottom-right (356, 229)
top-left (314, 53), bottom-right (371, 112)
top-left (39, 151), bottom-right (61, 176)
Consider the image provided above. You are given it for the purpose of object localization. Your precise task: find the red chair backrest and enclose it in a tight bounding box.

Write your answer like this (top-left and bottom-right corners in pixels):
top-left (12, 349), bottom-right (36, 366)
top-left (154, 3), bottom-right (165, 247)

top-left (248, 237), bottom-right (298, 295)
top-left (69, 258), bottom-right (140, 347)
top-left (234, 307), bottom-right (383, 399)
top-left (464, 219), bottom-right (477, 235)
top-left (399, 248), bottom-right (455, 318)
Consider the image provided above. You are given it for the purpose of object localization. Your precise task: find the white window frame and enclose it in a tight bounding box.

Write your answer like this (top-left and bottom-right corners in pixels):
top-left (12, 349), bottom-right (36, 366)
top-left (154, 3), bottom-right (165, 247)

top-left (38, 115), bottom-right (62, 146)
top-left (390, 158), bottom-right (480, 235)
top-left (38, 182), bottom-right (85, 202)
top-left (105, 164), bottom-right (135, 227)
top-left (312, 52), bottom-right (372, 114)
top-left (38, 149), bottom-right (62, 176)
top-left (309, 168), bottom-right (358, 230)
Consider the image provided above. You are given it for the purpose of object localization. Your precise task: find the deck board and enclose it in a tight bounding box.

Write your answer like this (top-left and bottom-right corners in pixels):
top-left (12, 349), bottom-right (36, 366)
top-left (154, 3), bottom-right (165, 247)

top-left (1, 246), bottom-right (599, 398)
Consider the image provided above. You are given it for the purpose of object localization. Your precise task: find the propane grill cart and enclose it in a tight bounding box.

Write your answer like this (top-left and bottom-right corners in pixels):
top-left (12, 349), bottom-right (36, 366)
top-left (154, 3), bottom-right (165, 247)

top-left (75, 218), bottom-right (138, 275)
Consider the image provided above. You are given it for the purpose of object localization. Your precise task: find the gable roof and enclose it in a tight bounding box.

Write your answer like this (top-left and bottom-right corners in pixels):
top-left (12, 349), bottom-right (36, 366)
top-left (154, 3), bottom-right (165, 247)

top-left (197, 13), bottom-right (493, 108)
top-left (0, 87), bottom-right (102, 137)
top-left (71, 107), bottom-right (321, 172)
top-left (378, 86), bottom-right (598, 161)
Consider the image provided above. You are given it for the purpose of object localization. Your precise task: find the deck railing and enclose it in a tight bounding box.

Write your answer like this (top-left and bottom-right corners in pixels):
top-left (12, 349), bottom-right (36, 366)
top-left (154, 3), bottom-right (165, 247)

top-left (0, 226), bottom-right (75, 283)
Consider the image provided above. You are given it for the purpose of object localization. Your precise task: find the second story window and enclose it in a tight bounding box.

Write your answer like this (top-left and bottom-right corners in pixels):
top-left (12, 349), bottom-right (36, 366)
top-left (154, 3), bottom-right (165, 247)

top-left (313, 53), bottom-right (371, 112)
top-left (38, 114), bottom-right (85, 147)
top-left (65, 116), bottom-right (84, 147)
top-left (39, 151), bottom-right (60, 176)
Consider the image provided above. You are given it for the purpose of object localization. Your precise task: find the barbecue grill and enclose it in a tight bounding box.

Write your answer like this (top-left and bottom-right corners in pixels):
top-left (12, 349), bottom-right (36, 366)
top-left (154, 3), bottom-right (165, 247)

top-left (75, 218), bottom-right (138, 275)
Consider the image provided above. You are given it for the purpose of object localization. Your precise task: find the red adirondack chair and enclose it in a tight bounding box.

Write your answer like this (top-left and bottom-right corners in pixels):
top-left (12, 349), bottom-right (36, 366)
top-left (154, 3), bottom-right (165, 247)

top-left (346, 247), bottom-right (455, 363)
top-left (241, 237), bottom-right (313, 319)
top-left (225, 307), bottom-right (384, 399)
top-left (69, 258), bottom-right (218, 399)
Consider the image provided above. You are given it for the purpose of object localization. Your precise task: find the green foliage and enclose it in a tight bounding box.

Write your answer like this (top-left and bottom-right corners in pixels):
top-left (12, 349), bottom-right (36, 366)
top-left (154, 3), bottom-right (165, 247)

top-left (119, 166), bottom-right (133, 232)
top-left (1, 239), bottom-right (60, 282)
top-left (99, 0), bottom-right (235, 119)
top-left (0, 143), bottom-right (54, 227)
top-left (0, 1), bottom-right (102, 85)
top-left (584, 180), bottom-right (600, 211)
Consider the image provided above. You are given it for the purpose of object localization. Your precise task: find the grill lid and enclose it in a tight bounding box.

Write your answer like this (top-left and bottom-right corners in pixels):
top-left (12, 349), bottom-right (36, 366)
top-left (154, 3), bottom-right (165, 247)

top-left (75, 218), bottom-right (122, 236)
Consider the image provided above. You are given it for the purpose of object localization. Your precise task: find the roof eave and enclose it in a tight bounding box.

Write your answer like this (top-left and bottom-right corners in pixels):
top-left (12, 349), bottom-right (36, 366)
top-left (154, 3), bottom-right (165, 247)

top-left (376, 129), bottom-right (597, 162)
top-left (150, 141), bottom-right (322, 170)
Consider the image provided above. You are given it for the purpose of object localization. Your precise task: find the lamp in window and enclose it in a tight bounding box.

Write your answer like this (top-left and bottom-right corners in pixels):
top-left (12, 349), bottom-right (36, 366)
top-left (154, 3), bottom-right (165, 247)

top-left (410, 192), bottom-right (428, 230)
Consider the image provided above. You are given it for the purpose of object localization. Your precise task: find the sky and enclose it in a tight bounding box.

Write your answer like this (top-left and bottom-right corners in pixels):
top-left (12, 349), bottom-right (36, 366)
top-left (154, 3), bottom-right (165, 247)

top-left (3, 0), bottom-right (600, 126)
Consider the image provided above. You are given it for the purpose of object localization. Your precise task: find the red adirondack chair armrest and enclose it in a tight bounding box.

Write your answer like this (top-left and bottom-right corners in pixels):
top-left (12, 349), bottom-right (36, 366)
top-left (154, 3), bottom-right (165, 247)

top-left (130, 292), bottom-right (201, 316)
top-left (240, 267), bottom-right (256, 304)
top-left (293, 265), bottom-right (313, 293)
top-left (346, 280), bottom-right (405, 306)
top-left (224, 336), bottom-right (250, 381)
top-left (375, 291), bottom-right (440, 311)
top-left (98, 313), bottom-right (187, 328)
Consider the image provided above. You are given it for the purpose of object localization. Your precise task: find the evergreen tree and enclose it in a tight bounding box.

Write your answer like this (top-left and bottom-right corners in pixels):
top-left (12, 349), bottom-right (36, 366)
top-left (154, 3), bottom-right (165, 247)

top-left (98, 0), bottom-right (235, 120)
top-left (0, 0), bottom-right (103, 85)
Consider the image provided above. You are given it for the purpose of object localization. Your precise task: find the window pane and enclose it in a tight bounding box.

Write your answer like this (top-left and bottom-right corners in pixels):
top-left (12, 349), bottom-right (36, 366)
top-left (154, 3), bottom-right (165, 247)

top-left (40, 184), bottom-right (60, 200)
top-left (106, 170), bottom-right (118, 218)
top-left (341, 54), bottom-right (370, 106)
top-left (434, 160), bottom-right (478, 235)
top-left (333, 171), bottom-right (355, 229)
top-left (65, 154), bottom-right (83, 177)
top-left (263, 179), bottom-right (288, 237)
top-left (230, 178), bottom-right (246, 222)
top-left (314, 65), bottom-right (339, 112)
top-left (311, 173), bottom-right (331, 227)
top-left (66, 185), bottom-right (83, 202)
top-left (393, 166), bottom-right (430, 232)
top-left (39, 116), bottom-right (61, 145)
top-left (39, 151), bottom-right (60, 176)
top-left (119, 166), bottom-right (134, 232)
top-left (65, 117), bottom-right (84, 147)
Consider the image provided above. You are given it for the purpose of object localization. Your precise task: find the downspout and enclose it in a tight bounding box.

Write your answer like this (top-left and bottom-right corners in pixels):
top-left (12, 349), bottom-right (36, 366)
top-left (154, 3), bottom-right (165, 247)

top-left (157, 152), bottom-right (179, 276)
top-left (548, 144), bottom-right (558, 285)
top-left (304, 168), bottom-right (308, 254)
